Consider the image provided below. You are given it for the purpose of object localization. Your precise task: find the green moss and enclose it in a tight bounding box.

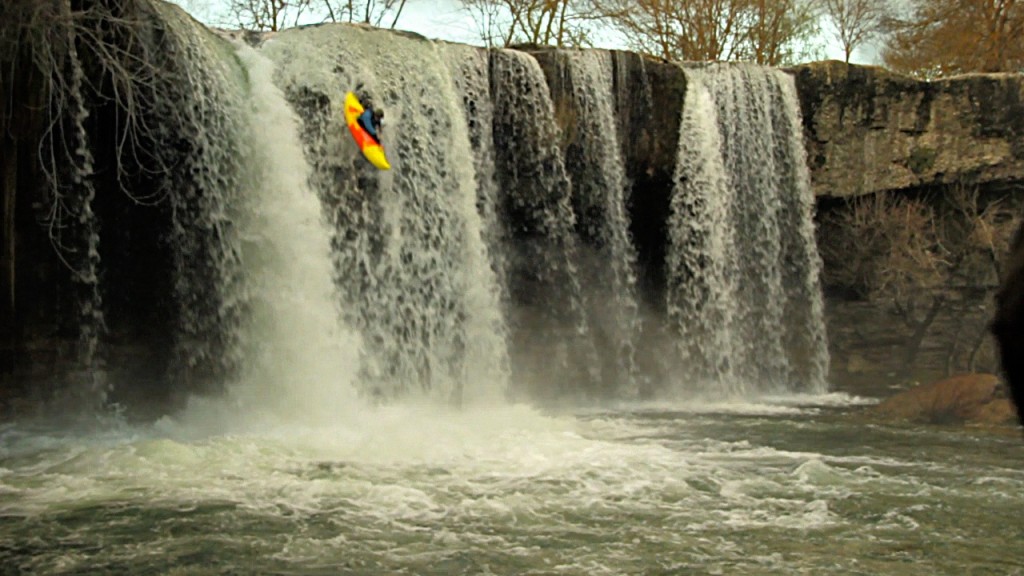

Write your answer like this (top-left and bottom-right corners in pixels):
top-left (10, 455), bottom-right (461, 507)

top-left (908, 146), bottom-right (937, 175)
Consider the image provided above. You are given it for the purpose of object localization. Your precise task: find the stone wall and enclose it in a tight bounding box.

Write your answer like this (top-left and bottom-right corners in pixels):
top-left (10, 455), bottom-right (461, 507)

top-left (790, 60), bottom-right (1024, 198)
top-left (790, 61), bottom-right (1024, 392)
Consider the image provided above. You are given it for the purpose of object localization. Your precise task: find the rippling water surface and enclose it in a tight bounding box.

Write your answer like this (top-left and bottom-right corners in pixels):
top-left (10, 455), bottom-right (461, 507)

top-left (2, 396), bottom-right (1023, 575)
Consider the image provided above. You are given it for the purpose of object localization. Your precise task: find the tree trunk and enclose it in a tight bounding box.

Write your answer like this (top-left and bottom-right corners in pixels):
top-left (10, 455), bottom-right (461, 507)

top-left (966, 325), bottom-right (989, 373)
top-left (900, 295), bottom-right (946, 379)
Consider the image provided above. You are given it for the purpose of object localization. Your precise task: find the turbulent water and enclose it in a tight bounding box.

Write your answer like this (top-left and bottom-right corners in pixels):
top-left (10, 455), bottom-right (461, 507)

top-left (3, 399), bottom-right (1024, 575)
top-left (11, 10), bottom-right (1014, 576)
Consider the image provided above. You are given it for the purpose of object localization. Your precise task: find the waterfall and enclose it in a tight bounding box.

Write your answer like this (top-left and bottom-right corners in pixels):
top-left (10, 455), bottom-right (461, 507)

top-left (774, 75), bottom-right (831, 393)
top-left (149, 4), bottom-right (253, 390)
top-left (442, 44), bottom-right (510, 314)
top-left (551, 49), bottom-right (641, 399)
top-left (16, 7), bottom-right (837, 414)
top-left (668, 63), bottom-right (830, 396)
top-left (65, 30), bottom-right (106, 403)
top-left (260, 25), bottom-right (510, 406)
top-left (441, 42), bottom-right (514, 404)
top-left (489, 49), bottom-right (601, 402)
top-left (222, 45), bottom-right (362, 422)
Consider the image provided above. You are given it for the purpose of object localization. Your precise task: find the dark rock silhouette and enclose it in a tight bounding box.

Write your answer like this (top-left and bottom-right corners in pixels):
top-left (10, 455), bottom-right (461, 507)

top-left (993, 227), bottom-right (1024, 425)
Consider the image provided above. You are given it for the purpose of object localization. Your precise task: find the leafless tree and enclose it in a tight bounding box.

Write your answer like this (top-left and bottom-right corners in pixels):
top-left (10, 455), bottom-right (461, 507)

top-left (226, 0), bottom-right (409, 31)
top-left (459, 0), bottom-right (598, 47)
top-left (820, 186), bottom-right (1021, 377)
top-left (822, 0), bottom-right (890, 63)
top-left (320, 0), bottom-right (408, 28)
top-left (882, 0), bottom-right (1024, 78)
top-left (461, 0), bottom-right (508, 46)
top-left (735, 0), bottom-right (820, 65)
top-left (592, 0), bottom-right (818, 64)
top-left (593, 0), bottom-right (747, 61)
top-left (227, 0), bottom-right (312, 31)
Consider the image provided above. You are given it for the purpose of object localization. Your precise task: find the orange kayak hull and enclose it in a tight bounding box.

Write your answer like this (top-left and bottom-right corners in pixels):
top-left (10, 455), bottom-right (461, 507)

top-left (344, 91), bottom-right (391, 171)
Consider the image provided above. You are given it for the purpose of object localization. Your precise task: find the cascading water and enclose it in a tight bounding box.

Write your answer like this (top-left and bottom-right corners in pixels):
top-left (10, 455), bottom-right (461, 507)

top-left (773, 77), bottom-right (831, 392)
top-left (442, 44), bottom-right (510, 311)
top-left (668, 63), bottom-right (830, 395)
top-left (488, 49), bottom-right (600, 402)
top-left (220, 45), bottom-right (362, 423)
top-left (24, 2), bottom-right (263, 411)
top-left (260, 25), bottom-right (509, 406)
top-left (150, 4), bottom-right (253, 389)
top-left (440, 42), bottom-right (515, 404)
top-left (61, 30), bottom-right (106, 404)
top-left (17, 6), bottom-right (834, 412)
top-left (550, 49), bottom-right (642, 399)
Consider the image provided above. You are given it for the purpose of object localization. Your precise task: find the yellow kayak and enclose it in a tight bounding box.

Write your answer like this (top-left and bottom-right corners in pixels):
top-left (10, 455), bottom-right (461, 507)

top-left (343, 91), bottom-right (391, 170)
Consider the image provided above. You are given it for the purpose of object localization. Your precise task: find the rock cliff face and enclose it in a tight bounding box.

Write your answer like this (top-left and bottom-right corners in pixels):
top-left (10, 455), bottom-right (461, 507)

top-left (790, 60), bottom-right (1024, 198)
top-left (527, 54), bottom-right (1024, 202)
top-left (788, 61), bottom-right (1024, 398)
top-left (526, 49), bottom-right (686, 300)
top-left (3, 3), bottom-right (1024, 415)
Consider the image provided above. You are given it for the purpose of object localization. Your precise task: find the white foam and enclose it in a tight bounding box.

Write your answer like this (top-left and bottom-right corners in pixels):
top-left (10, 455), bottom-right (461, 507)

top-left (3, 404), bottom-right (1023, 575)
top-left (589, 391), bottom-right (874, 418)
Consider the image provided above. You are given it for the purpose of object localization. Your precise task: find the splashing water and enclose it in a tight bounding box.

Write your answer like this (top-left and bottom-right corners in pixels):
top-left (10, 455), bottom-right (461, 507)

top-left (3, 397), bottom-right (1023, 575)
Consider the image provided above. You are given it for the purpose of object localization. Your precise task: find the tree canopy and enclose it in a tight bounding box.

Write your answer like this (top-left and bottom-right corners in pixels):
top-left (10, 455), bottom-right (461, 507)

top-left (882, 0), bottom-right (1024, 77)
top-left (591, 0), bottom-right (819, 64)
top-left (203, 0), bottom-right (1024, 76)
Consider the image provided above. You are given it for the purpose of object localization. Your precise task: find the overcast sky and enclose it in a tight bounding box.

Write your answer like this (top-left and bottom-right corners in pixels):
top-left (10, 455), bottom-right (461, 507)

top-left (171, 0), bottom-right (876, 64)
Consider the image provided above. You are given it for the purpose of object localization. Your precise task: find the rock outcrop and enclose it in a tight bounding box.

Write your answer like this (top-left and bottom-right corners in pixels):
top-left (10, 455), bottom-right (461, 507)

top-left (872, 373), bottom-right (1017, 426)
top-left (791, 60), bottom-right (1024, 198)
top-left (993, 228), bottom-right (1024, 424)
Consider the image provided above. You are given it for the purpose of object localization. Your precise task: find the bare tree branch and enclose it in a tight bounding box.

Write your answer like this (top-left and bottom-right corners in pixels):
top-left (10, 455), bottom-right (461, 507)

top-left (882, 0), bottom-right (1024, 77)
top-left (822, 0), bottom-right (890, 63)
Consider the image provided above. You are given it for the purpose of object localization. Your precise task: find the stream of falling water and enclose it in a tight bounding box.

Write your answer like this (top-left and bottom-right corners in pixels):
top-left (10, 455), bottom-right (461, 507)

top-left (555, 50), bottom-right (642, 399)
top-left (222, 46), bottom-right (362, 424)
top-left (261, 25), bottom-right (510, 406)
top-left (668, 63), bottom-right (830, 397)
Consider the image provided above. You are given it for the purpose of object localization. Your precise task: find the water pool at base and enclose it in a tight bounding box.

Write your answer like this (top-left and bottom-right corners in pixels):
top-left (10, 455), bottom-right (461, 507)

top-left (2, 398), bottom-right (1022, 575)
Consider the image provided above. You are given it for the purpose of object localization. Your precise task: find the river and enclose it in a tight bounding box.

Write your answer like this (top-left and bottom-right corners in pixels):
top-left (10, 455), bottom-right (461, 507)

top-left (2, 395), bottom-right (1023, 575)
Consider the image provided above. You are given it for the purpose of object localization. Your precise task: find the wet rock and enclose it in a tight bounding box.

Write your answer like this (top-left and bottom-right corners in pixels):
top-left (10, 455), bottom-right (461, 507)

top-left (872, 373), bottom-right (1017, 426)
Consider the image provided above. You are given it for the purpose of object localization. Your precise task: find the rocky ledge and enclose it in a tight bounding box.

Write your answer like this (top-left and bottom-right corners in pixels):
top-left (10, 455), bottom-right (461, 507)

top-left (871, 373), bottom-right (1018, 426)
top-left (791, 60), bottom-right (1024, 198)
